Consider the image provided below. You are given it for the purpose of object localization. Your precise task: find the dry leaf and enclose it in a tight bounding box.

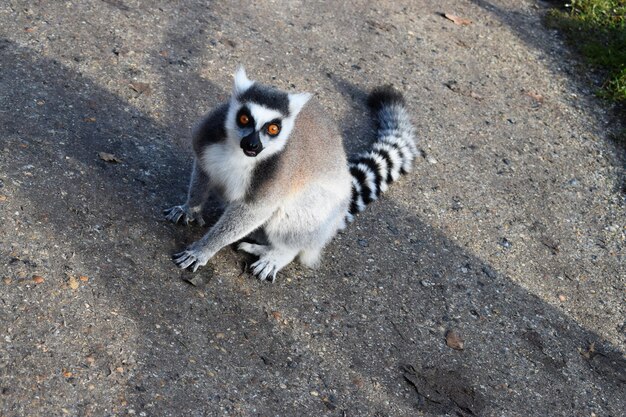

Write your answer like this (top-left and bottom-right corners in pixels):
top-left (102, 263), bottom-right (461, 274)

top-left (526, 91), bottom-right (544, 103)
top-left (443, 13), bottom-right (472, 26)
top-left (3, 277), bottom-right (12, 284)
top-left (129, 81), bottom-right (151, 96)
top-left (79, 276), bottom-right (89, 282)
top-left (445, 330), bottom-right (464, 350)
top-left (63, 370), bottom-right (73, 378)
top-left (271, 311), bottom-right (282, 321)
top-left (221, 38), bottom-right (237, 48)
top-left (68, 276), bottom-right (79, 290)
top-left (580, 342), bottom-right (596, 359)
top-left (98, 152), bottom-right (122, 163)
top-left (469, 91), bottom-right (484, 101)
top-left (84, 117), bottom-right (96, 123)
top-left (366, 19), bottom-right (395, 32)
top-left (0, 195), bottom-right (7, 202)
top-left (33, 275), bottom-right (45, 284)
top-left (182, 274), bottom-right (205, 287)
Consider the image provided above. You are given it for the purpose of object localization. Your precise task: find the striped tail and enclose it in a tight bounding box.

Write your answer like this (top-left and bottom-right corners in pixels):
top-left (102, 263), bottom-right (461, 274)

top-left (346, 86), bottom-right (417, 222)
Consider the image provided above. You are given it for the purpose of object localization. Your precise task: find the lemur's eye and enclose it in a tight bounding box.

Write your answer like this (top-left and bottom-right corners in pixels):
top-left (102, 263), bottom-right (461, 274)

top-left (239, 114), bottom-right (249, 125)
top-left (267, 123), bottom-right (280, 136)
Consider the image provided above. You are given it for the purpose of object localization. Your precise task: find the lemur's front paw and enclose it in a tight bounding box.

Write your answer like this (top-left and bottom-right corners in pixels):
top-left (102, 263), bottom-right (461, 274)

top-left (172, 247), bottom-right (210, 272)
top-left (163, 204), bottom-right (205, 226)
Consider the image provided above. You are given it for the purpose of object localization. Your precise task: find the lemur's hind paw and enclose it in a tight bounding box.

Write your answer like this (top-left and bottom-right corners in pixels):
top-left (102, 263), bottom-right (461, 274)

top-left (239, 243), bottom-right (279, 282)
top-left (247, 248), bottom-right (297, 283)
top-left (250, 258), bottom-right (279, 282)
top-left (163, 204), bottom-right (205, 226)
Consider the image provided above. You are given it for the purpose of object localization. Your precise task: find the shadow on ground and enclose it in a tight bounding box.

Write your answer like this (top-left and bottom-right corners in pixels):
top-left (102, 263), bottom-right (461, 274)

top-left (1, 38), bottom-right (624, 416)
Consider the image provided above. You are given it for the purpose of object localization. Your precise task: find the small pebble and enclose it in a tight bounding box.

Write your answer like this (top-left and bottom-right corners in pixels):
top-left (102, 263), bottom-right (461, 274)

top-left (498, 237), bottom-right (512, 249)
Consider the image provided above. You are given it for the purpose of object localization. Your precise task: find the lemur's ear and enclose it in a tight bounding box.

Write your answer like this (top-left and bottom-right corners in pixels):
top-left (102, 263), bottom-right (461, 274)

top-left (233, 66), bottom-right (254, 96)
top-left (288, 92), bottom-right (312, 116)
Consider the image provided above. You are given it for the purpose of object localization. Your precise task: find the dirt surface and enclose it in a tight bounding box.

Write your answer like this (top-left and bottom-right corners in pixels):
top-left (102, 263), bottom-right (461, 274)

top-left (1, 1), bottom-right (624, 416)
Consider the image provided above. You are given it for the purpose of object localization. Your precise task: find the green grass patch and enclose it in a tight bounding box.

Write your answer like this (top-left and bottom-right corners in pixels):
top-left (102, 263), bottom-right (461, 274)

top-left (546, 0), bottom-right (626, 102)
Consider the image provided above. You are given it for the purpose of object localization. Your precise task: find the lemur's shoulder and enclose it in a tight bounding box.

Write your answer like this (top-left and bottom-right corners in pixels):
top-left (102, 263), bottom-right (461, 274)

top-left (192, 102), bottom-right (230, 155)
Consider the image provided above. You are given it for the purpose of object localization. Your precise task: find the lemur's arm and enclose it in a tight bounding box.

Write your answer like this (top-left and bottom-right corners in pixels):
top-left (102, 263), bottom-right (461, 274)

top-left (173, 200), bottom-right (275, 272)
top-left (163, 160), bottom-right (211, 225)
top-left (164, 103), bottom-right (230, 226)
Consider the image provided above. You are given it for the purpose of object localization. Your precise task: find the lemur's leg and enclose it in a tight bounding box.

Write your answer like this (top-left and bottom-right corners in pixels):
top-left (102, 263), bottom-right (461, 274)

top-left (237, 242), bottom-right (267, 256)
top-left (298, 247), bottom-right (323, 269)
top-left (164, 160), bottom-right (211, 226)
top-left (298, 210), bottom-right (345, 269)
top-left (173, 202), bottom-right (273, 272)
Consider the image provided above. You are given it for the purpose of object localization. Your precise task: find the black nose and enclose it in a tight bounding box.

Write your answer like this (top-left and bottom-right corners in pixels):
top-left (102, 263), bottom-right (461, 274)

top-left (240, 131), bottom-right (263, 155)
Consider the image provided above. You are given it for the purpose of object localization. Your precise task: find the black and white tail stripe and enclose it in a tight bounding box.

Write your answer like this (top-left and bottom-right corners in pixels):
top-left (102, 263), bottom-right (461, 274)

top-left (346, 86), bottom-right (417, 222)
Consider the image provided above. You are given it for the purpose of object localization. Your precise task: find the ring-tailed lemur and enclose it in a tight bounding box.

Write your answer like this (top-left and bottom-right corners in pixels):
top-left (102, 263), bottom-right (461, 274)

top-left (164, 67), bottom-right (416, 282)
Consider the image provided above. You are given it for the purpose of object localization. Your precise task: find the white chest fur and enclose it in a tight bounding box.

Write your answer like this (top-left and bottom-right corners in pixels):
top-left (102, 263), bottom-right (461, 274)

top-left (200, 142), bottom-right (255, 202)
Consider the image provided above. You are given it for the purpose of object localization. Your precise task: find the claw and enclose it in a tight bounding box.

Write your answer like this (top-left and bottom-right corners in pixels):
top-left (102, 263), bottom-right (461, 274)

top-left (251, 259), bottom-right (266, 277)
top-left (172, 251), bottom-right (190, 266)
top-left (249, 258), bottom-right (279, 282)
top-left (164, 205), bottom-right (188, 224)
top-left (182, 255), bottom-right (197, 269)
top-left (260, 264), bottom-right (272, 281)
top-left (164, 205), bottom-right (205, 226)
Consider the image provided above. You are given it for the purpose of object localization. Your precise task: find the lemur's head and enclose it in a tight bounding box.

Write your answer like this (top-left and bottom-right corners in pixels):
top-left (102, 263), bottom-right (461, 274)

top-left (225, 67), bottom-right (311, 158)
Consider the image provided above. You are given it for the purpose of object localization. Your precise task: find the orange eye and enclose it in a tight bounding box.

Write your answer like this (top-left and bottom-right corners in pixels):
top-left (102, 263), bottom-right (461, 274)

top-left (267, 124), bottom-right (280, 136)
top-left (239, 114), bottom-right (249, 125)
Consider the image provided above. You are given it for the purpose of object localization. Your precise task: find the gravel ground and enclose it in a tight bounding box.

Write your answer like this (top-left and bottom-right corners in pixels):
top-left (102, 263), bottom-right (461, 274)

top-left (1, 1), bottom-right (624, 416)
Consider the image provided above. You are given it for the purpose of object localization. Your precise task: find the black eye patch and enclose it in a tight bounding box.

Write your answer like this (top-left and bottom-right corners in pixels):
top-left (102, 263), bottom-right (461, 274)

top-left (236, 107), bottom-right (254, 128)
